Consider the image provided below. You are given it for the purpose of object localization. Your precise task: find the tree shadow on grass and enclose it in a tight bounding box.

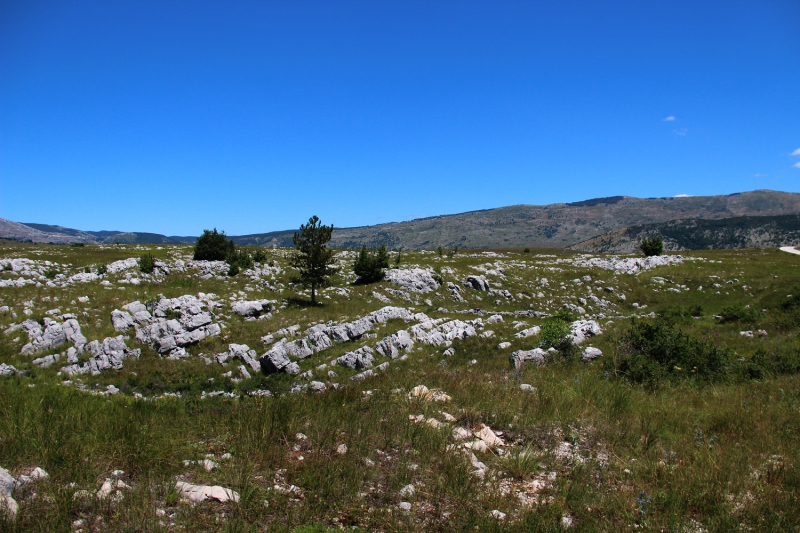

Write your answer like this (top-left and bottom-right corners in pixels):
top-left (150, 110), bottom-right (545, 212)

top-left (284, 297), bottom-right (325, 308)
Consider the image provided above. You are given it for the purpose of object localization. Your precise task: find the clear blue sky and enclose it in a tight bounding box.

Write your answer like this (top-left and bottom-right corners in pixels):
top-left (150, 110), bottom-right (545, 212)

top-left (2, 1), bottom-right (799, 235)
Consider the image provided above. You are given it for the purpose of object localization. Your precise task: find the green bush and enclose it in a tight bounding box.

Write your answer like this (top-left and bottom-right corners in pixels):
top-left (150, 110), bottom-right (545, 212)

top-left (551, 307), bottom-right (576, 322)
top-left (432, 265), bottom-right (444, 285)
top-left (780, 286), bottom-right (800, 311)
top-left (96, 264), bottom-right (108, 275)
top-left (538, 319), bottom-right (578, 360)
top-left (523, 248), bottom-right (531, 253)
top-left (353, 244), bottom-right (390, 283)
top-left (138, 253), bottom-right (156, 274)
top-left (252, 248), bottom-right (267, 264)
top-left (226, 249), bottom-right (253, 273)
top-left (437, 245), bottom-right (444, 257)
top-left (193, 228), bottom-right (235, 261)
top-left (661, 305), bottom-right (703, 323)
top-left (718, 304), bottom-right (758, 323)
top-left (615, 318), bottom-right (736, 386)
top-left (43, 267), bottom-right (60, 279)
top-left (71, 242), bottom-right (85, 247)
top-left (640, 236), bottom-right (664, 257)
top-left (227, 263), bottom-right (240, 277)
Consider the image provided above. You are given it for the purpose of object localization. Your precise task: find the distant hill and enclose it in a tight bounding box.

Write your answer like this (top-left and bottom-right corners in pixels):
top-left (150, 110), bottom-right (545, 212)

top-left (3, 189), bottom-right (800, 249)
top-left (232, 190), bottom-right (800, 250)
top-left (570, 214), bottom-right (800, 253)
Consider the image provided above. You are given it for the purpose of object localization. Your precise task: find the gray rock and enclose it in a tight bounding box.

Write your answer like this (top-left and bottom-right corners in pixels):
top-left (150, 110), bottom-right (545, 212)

top-left (0, 363), bottom-right (18, 377)
top-left (123, 301), bottom-right (147, 314)
top-left (375, 329), bottom-right (414, 358)
top-left (515, 326), bottom-right (541, 338)
top-left (32, 353), bottom-right (60, 368)
top-left (385, 268), bottom-right (440, 293)
top-left (231, 299), bottom-right (272, 317)
top-left (335, 347), bottom-right (375, 369)
top-left (568, 320), bottom-right (602, 344)
top-left (111, 309), bottom-right (135, 331)
top-left (581, 347), bottom-right (603, 360)
top-left (60, 335), bottom-right (140, 376)
top-left (0, 467), bottom-right (16, 495)
top-left (411, 319), bottom-right (478, 347)
top-left (309, 381), bottom-right (327, 392)
top-left (510, 348), bottom-right (548, 369)
top-left (62, 319), bottom-right (87, 348)
top-left (351, 361), bottom-right (389, 381)
top-left (260, 344), bottom-right (294, 374)
top-left (284, 339), bottom-right (313, 359)
top-left (464, 275), bottom-right (490, 291)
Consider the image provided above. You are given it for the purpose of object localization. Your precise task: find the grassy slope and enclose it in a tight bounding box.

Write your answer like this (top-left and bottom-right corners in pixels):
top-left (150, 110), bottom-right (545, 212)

top-left (0, 244), bottom-right (798, 532)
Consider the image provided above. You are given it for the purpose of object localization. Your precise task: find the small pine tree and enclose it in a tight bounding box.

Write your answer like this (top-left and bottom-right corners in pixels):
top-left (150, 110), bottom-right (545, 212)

top-left (194, 229), bottom-right (235, 261)
top-left (375, 244), bottom-right (390, 270)
top-left (437, 245), bottom-right (444, 257)
top-left (291, 216), bottom-right (336, 305)
top-left (353, 245), bottom-right (372, 280)
top-left (139, 253), bottom-right (156, 274)
top-left (640, 236), bottom-right (664, 257)
top-left (353, 244), bottom-right (390, 283)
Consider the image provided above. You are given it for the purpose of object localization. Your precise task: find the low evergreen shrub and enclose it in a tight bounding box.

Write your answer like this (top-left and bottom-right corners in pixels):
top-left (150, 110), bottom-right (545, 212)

top-left (226, 249), bottom-right (253, 272)
top-left (718, 304), bottom-right (758, 323)
top-left (252, 249), bottom-right (267, 264)
top-left (353, 245), bottom-right (390, 283)
top-left (194, 229), bottom-right (235, 261)
top-left (138, 253), bottom-right (156, 274)
top-left (615, 318), bottom-right (736, 386)
top-left (640, 236), bottom-right (664, 257)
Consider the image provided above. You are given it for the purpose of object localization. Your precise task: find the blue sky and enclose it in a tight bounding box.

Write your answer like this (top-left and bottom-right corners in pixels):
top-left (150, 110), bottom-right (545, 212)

top-left (2, 1), bottom-right (799, 235)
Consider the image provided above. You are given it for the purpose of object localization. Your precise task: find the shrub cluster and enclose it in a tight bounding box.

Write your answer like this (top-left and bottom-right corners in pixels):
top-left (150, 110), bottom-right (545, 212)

top-left (252, 248), bottom-right (267, 264)
top-left (138, 253), bottom-right (156, 274)
top-left (226, 249), bottom-right (253, 277)
top-left (640, 236), bottom-right (664, 257)
top-left (615, 318), bottom-right (734, 386)
top-left (538, 309), bottom-right (579, 361)
top-left (718, 304), bottom-right (758, 323)
top-left (193, 229), bottom-right (235, 261)
top-left (96, 264), bottom-right (108, 275)
top-left (353, 244), bottom-right (390, 283)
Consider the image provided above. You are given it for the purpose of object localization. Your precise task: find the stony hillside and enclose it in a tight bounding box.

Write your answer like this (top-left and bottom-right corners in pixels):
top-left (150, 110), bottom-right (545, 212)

top-left (570, 214), bottom-right (800, 253)
top-left (232, 189), bottom-right (800, 250)
top-left (4, 189), bottom-right (800, 249)
top-left (0, 221), bottom-right (194, 245)
top-left (1, 242), bottom-right (799, 530)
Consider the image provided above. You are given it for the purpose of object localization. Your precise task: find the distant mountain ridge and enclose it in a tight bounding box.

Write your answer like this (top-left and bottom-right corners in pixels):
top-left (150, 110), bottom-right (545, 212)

top-left (569, 214), bottom-right (800, 253)
top-left (2, 189), bottom-right (799, 249)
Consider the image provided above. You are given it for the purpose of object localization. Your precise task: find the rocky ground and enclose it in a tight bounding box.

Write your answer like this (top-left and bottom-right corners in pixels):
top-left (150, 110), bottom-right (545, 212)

top-left (0, 243), bottom-right (798, 532)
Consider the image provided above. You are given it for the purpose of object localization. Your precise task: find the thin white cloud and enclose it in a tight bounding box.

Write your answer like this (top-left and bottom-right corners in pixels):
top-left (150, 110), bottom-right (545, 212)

top-left (673, 129), bottom-right (687, 136)
top-left (674, 194), bottom-right (692, 197)
top-left (662, 116), bottom-right (676, 121)
top-left (792, 148), bottom-right (800, 156)
top-left (754, 173), bottom-right (767, 177)
top-left (794, 161), bottom-right (800, 168)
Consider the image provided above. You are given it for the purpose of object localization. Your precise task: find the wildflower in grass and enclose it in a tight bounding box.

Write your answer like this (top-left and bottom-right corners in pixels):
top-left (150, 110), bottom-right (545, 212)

top-left (636, 491), bottom-right (652, 516)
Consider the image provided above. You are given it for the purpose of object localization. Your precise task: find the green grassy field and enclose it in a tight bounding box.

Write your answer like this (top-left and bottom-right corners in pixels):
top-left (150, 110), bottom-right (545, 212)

top-left (1, 243), bottom-right (798, 532)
